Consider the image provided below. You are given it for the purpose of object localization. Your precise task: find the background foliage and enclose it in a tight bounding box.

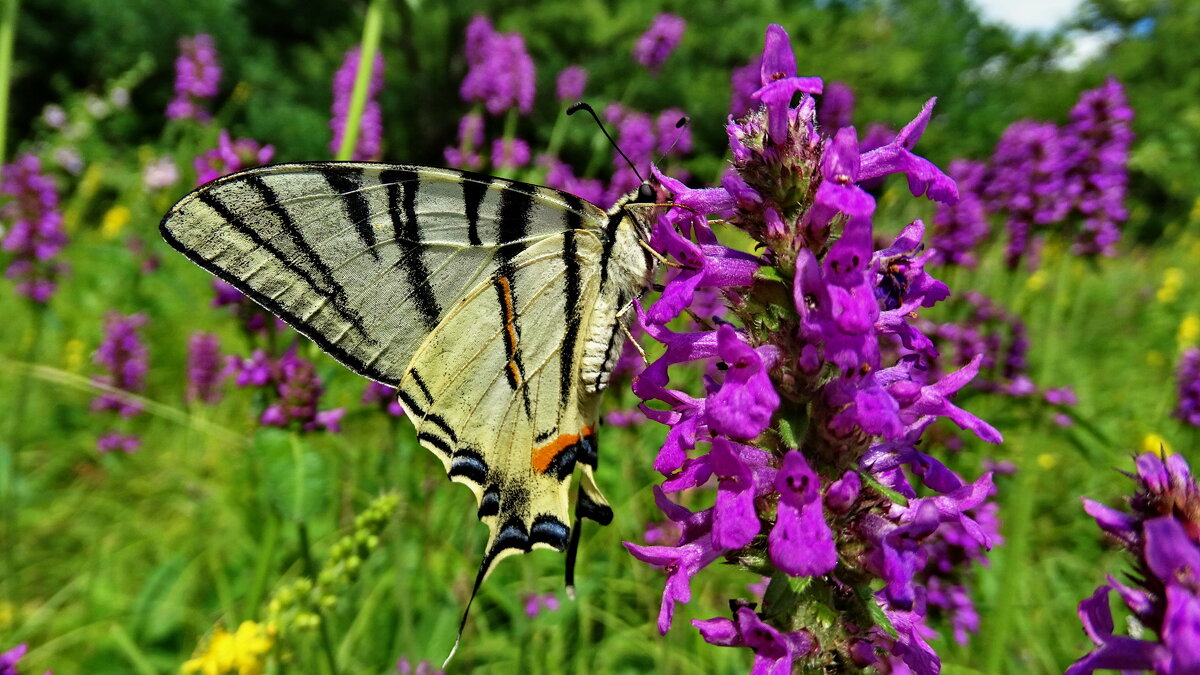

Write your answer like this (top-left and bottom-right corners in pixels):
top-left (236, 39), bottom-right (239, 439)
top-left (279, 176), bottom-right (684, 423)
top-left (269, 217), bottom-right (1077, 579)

top-left (2, 0), bottom-right (1199, 673)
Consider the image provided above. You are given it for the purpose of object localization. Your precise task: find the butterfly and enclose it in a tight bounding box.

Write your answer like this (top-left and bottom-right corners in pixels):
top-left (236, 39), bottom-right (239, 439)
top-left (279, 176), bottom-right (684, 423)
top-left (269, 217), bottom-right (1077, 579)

top-left (159, 158), bottom-right (668, 655)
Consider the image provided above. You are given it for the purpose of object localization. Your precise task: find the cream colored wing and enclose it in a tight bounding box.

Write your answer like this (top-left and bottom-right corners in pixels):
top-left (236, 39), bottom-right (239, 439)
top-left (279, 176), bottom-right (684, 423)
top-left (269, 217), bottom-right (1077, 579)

top-left (159, 162), bottom-right (608, 387)
top-left (395, 229), bottom-right (612, 583)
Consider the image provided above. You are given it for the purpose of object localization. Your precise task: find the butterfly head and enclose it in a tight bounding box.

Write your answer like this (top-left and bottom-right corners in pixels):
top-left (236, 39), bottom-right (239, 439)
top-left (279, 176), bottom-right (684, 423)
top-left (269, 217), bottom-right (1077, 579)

top-left (619, 177), bottom-right (672, 242)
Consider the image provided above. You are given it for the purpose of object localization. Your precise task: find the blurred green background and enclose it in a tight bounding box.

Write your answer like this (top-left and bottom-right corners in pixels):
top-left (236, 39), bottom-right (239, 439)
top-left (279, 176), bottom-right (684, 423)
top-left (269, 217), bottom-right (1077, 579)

top-left (2, 0), bottom-right (1199, 673)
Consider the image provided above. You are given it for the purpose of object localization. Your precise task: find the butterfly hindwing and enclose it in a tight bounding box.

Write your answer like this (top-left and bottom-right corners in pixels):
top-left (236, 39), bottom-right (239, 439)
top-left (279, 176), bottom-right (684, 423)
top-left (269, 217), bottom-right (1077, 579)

top-left (396, 230), bottom-right (604, 579)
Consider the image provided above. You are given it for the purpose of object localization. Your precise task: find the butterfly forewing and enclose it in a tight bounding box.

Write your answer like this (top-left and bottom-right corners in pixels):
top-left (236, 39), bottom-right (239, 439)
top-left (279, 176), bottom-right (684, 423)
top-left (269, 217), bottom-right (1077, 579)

top-left (159, 162), bottom-right (606, 386)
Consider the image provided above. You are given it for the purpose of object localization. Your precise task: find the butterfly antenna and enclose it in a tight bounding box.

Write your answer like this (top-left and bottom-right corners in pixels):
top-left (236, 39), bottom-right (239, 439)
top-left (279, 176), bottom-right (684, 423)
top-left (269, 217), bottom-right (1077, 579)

top-left (653, 115), bottom-right (690, 166)
top-left (567, 102), bottom-right (644, 183)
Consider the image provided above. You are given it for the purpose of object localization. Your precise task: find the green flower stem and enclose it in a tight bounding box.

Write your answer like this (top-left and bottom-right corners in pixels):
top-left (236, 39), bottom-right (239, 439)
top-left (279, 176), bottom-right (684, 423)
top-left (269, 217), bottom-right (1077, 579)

top-left (0, 0), bottom-right (19, 162)
top-left (298, 522), bottom-right (340, 675)
top-left (334, 0), bottom-right (386, 162)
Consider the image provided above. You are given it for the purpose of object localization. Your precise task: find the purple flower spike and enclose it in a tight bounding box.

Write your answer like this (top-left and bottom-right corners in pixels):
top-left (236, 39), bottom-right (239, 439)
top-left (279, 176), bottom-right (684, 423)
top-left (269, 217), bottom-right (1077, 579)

top-left (330, 46), bottom-right (386, 161)
top-left (752, 25), bottom-right (823, 144)
top-left (858, 99), bottom-right (958, 203)
top-left (770, 450), bottom-right (837, 577)
top-left (166, 34), bottom-right (221, 121)
top-left (705, 325), bottom-right (779, 440)
top-left (186, 332), bottom-right (224, 404)
top-left (1175, 348), bottom-right (1200, 427)
top-left (459, 16), bottom-right (536, 115)
top-left (1, 154), bottom-right (67, 303)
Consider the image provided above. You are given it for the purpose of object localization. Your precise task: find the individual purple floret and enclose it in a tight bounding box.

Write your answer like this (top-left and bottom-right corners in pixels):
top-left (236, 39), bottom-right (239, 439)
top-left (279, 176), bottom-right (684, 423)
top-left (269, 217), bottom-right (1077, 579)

top-left (330, 46), bottom-right (386, 160)
top-left (193, 130), bottom-right (275, 185)
top-left (1, 154), bottom-right (67, 303)
top-left (626, 24), bottom-right (998, 674)
top-left (362, 380), bottom-right (405, 417)
top-left (166, 34), bottom-right (221, 121)
top-left (1175, 348), bottom-right (1200, 427)
top-left (186, 332), bottom-right (225, 404)
top-left (395, 657), bottom-right (444, 675)
top-left (459, 15), bottom-right (536, 116)
top-left (555, 65), bottom-right (587, 102)
top-left (1071, 452), bottom-right (1200, 674)
top-left (444, 112), bottom-right (485, 170)
top-left (633, 13), bottom-right (685, 75)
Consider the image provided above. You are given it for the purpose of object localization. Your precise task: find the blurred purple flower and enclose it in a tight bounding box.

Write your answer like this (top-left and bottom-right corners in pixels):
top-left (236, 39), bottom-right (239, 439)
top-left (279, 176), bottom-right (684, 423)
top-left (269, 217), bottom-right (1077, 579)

top-left (362, 380), bottom-right (405, 417)
top-left (92, 312), bottom-right (148, 418)
top-left (633, 13), bottom-right (685, 75)
top-left (817, 80), bottom-right (854, 134)
top-left (930, 159), bottom-right (989, 267)
top-left (330, 46), bottom-right (386, 160)
top-left (522, 592), bottom-right (560, 618)
top-left (491, 137), bottom-right (531, 170)
top-left (1, 154), bottom-right (67, 303)
top-left (555, 65), bottom-right (587, 102)
top-left (1063, 78), bottom-right (1134, 257)
top-left (166, 34), bottom-right (221, 121)
top-left (1175, 348), bottom-right (1200, 427)
top-left (194, 131), bottom-right (274, 186)
top-left (459, 15), bottom-right (536, 115)
top-left (396, 657), bottom-right (444, 675)
top-left (186, 332), bottom-right (224, 404)
top-left (729, 54), bottom-right (762, 116)
top-left (142, 156), bottom-right (180, 191)
top-left (693, 607), bottom-right (815, 673)
top-left (251, 349), bottom-right (345, 433)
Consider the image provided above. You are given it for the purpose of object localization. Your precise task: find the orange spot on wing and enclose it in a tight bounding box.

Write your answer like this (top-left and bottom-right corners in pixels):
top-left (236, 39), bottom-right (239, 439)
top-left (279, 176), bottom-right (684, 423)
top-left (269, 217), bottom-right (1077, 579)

top-left (532, 433), bottom-right (580, 473)
top-left (497, 276), bottom-right (522, 385)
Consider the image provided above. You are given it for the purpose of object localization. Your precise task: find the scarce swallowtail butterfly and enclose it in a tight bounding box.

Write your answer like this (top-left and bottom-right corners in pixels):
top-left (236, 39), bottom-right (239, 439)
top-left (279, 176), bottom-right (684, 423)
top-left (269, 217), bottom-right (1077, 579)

top-left (159, 124), bottom-right (672, 658)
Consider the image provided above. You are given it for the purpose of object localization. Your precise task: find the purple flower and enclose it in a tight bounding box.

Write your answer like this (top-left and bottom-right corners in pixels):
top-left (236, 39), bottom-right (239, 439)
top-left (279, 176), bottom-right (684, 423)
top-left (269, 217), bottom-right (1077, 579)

top-left (166, 34), bottom-right (221, 121)
top-left (930, 159), bottom-right (990, 267)
top-left (459, 16), bottom-right (535, 115)
top-left (186, 332), bottom-right (224, 404)
top-left (1, 154), bottom-right (67, 303)
top-left (704, 325), bottom-right (779, 440)
top-left (729, 54), bottom-right (762, 116)
top-left (624, 536), bottom-right (724, 634)
top-left (396, 657), bottom-right (444, 675)
top-left (97, 432), bottom-right (141, 454)
top-left (522, 592), bottom-right (560, 618)
top-left (769, 451), bottom-right (837, 577)
top-left (858, 98), bottom-right (958, 204)
top-left (555, 65), bottom-right (587, 101)
top-left (258, 350), bottom-right (345, 433)
top-left (693, 607), bottom-right (815, 674)
top-left (1, 643), bottom-right (29, 675)
top-left (362, 380), bottom-right (405, 417)
top-left (818, 80), bottom-right (854, 134)
top-left (751, 25), bottom-right (823, 144)
top-left (1072, 453), bottom-right (1200, 673)
top-left (330, 46), bottom-right (386, 160)
top-left (194, 131), bottom-right (274, 185)
top-left (633, 13), bottom-right (685, 75)
top-left (491, 137), bottom-right (530, 169)
top-left (1174, 348), bottom-right (1200, 427)
top-left (92, 312), bottom-right (148, 418)
top-left (539, 155), bottom-right (604, 205)
top-left (1063, 78), bottom-right (1134, 257)
top-left (211, 278), bottom-right (285, 335)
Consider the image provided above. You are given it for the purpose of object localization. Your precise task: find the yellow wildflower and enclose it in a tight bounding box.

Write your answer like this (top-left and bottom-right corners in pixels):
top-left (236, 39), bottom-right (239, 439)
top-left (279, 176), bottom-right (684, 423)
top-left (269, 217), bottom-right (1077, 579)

top-left (1142, 433), bottom-right (1173, 456)
top-left (101, 205), bottom-right (131, 239)
top-left (182, 621), bottom-right (273, 675)
top-left (1026, 270), bottom-right (1047, 292)
top-left (1036, 453), bottom-right (1058, 470)
top-left (63, 338), bottom-right (85, 372)
top-left (1156, 268), bottom-right (1184, 303)
top-left (1179, 314), bottom-right (1200, 349)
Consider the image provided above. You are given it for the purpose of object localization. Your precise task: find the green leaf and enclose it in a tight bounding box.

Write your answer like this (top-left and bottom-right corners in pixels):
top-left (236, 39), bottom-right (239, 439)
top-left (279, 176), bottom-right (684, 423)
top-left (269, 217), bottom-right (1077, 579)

top-left (754, 266), bottom-right (785, 283)
top-left (257, 429), bottom-right (330, 523)
top-left (860, 470), bottom-right (909, 507)
top-left (128, 554), bottom-right (188, 642)
top-left (857, 585), bottom-right (899, 639)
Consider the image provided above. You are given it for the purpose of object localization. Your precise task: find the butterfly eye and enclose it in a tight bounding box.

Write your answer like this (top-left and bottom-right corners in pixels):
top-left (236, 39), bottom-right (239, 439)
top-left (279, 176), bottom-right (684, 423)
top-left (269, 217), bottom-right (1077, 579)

top-left (637, 183), bottom-right (656, 203)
